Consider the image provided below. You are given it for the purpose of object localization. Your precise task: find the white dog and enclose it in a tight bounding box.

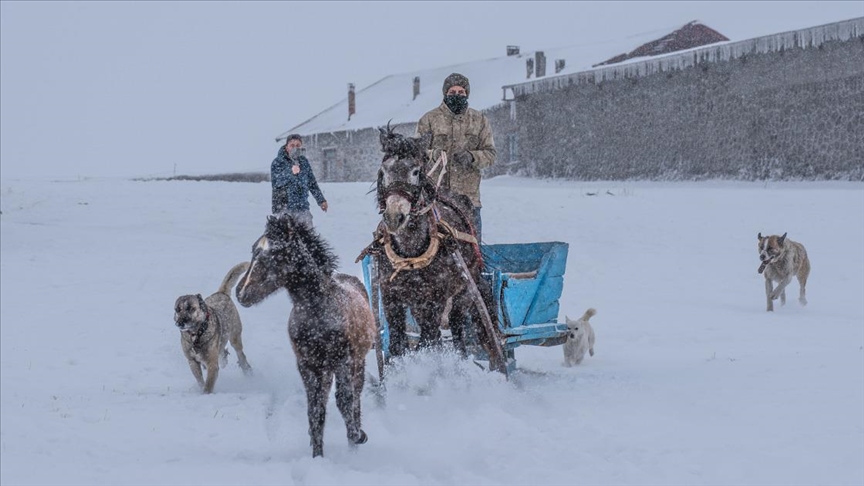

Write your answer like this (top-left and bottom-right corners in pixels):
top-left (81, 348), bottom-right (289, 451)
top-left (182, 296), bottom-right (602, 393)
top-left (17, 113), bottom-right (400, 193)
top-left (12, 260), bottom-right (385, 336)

top-left (563, 308), bottom-right (596, 367)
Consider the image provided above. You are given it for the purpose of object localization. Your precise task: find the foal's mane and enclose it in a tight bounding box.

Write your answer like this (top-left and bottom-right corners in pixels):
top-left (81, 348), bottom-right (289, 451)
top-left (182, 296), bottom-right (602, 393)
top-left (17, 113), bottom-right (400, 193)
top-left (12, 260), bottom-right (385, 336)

top-left (266, 215), bottom-right (338, 276)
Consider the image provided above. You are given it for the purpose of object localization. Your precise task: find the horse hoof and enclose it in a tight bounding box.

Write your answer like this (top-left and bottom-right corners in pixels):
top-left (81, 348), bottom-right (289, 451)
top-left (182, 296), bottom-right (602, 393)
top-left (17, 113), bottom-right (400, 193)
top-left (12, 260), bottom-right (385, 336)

top-left (352, 430), bottom-right (368, 445)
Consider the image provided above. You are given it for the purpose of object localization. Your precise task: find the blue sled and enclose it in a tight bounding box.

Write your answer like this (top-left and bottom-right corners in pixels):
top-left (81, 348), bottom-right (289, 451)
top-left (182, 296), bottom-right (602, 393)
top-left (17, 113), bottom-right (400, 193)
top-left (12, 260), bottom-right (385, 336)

top-left (361, 241), bottom-right (569, 372)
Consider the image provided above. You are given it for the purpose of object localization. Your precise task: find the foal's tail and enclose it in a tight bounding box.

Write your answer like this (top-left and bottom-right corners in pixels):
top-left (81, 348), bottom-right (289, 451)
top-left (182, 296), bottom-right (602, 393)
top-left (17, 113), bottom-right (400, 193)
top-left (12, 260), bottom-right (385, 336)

top-left (217, 262), bottom-right (251, 296)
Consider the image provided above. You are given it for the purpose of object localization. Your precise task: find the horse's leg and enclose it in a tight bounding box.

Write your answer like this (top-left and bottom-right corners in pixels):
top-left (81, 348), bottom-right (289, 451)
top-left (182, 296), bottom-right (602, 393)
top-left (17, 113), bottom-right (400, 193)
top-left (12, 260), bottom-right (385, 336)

top-left (382, 294), bottom-right (408, 358)
top-left (352, 352), bottom-right (367, 427)
top-left (446, 296), bottom-right (470, 358)
top-left (335, 360), bottom-right (367, 446)
top-left (299, 363), bottom-right (332, 457)
top-left (415, 301), bottom-right (446, 349)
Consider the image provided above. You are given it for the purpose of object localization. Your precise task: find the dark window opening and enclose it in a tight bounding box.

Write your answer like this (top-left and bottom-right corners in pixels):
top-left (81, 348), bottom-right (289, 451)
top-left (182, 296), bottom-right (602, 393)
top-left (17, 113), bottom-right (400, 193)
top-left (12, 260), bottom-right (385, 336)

top-left (322, 148), bottom-right (337, 181)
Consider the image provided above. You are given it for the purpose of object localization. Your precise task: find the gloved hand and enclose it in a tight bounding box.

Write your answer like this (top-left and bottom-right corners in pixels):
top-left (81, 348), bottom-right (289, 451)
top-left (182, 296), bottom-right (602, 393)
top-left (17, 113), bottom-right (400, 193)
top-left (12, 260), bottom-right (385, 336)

top-left (452, 151), bottom-right (474, 168)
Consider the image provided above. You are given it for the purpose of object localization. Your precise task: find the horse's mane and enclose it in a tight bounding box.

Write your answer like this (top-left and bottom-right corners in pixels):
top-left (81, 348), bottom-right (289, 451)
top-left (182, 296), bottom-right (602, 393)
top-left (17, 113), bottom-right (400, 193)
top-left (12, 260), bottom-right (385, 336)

top-left (375, 122), bottom-right (437, 212)
top-left (378, 122), bottom-right (427, 162)
top-left (266, 215), bottom-right (338, 276)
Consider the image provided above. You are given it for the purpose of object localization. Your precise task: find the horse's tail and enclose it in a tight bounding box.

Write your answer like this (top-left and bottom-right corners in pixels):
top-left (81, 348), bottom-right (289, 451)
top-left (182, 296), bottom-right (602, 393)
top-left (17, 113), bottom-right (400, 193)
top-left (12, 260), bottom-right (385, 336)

top-left (217, 262), bottom-right (251, 296)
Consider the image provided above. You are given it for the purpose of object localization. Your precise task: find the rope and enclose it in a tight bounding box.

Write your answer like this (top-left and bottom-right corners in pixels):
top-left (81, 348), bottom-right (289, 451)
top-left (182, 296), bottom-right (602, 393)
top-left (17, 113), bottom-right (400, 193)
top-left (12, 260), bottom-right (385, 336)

top-left (425, 151), bottom-right (449, 190)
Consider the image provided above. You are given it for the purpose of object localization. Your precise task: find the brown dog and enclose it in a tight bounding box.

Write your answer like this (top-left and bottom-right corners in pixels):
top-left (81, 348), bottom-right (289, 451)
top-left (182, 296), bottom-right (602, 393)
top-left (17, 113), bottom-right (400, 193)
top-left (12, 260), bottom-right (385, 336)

top-left (174, 262), bottom-right (252, 393)
top-left (757, 233), bottom-right (810, 312)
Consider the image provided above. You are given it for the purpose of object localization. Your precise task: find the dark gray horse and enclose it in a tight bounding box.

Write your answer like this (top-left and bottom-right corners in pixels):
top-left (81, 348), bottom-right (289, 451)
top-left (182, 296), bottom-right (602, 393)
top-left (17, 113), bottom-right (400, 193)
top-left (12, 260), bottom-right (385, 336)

top-left (369, 124), bottom-right (506, 374)
top-left (235, 214), bottom-right (377, 457)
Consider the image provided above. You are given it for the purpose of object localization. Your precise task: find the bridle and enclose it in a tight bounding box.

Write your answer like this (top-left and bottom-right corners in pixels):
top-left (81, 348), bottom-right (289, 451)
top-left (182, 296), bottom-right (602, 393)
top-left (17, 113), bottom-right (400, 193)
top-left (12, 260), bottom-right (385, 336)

top-left (377, 158), bottom-right (437, 216)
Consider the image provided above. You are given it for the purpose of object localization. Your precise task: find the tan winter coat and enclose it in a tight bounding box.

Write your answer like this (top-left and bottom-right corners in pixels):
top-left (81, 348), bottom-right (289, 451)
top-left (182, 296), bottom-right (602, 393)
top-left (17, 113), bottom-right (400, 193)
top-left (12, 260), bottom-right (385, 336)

top-left (415, 102), bottom-right (496, 207)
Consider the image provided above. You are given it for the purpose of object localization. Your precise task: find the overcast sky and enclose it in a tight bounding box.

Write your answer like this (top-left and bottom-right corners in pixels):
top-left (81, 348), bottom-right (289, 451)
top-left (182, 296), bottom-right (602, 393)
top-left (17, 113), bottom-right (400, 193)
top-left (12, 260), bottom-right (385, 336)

top-left (1, 1), bottom-right (861, 180)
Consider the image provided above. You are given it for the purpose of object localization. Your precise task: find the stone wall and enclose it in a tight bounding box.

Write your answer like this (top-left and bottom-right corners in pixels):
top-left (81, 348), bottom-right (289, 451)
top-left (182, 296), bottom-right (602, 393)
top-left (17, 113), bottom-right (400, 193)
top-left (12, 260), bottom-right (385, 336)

top-left (300, 123), bottom-right (414, 183)
top-left (506, 23), bottom-right (864, 181)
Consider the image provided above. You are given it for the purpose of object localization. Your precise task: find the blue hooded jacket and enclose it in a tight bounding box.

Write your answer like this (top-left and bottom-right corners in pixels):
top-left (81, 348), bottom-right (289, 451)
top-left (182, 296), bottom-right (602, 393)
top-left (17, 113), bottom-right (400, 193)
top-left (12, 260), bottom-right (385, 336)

top-left (271, 146), bottom-right (326, 213)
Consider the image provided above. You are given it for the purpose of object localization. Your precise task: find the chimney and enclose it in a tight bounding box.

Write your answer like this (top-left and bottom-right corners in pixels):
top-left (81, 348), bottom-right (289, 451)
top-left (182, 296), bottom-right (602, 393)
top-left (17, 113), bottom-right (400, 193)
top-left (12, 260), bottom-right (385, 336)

top-left (507, 45), bottom-right (520, 56)
top-left (526, 58), bottom-right (534, 79)
top-left (555, 59), bottom-right (566, 74)
top-left (413, 76), bottom-right (420, 100)
top-left (348, 83), bottom-right (356, 121)
top-left (535, 51), bottom-right (546, 78)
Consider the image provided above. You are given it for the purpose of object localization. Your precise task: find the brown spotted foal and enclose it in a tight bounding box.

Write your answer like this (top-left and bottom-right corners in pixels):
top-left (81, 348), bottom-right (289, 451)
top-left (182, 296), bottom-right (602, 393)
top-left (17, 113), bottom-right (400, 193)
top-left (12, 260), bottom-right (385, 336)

top-left (236, 214), bottom-right (376, 457)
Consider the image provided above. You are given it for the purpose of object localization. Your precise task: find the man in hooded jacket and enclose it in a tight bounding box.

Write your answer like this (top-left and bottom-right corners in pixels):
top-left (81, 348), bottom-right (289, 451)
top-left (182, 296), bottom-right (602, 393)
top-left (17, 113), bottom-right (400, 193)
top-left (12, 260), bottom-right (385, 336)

top-left (270, 134), bottom-right (328, 227)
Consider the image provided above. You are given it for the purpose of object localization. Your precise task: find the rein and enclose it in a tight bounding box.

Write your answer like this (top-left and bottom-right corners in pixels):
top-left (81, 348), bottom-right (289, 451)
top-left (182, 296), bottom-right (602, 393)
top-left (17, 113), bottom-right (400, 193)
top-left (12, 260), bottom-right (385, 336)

top-left (425, 151), bottom-right (449, 190)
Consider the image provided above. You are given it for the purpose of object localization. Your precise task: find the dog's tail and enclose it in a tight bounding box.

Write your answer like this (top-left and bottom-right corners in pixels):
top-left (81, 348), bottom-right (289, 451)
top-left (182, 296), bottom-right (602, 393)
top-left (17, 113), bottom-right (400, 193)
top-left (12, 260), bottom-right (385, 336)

top-left (217, 262), bottom-right (251, 296)
top-left (580, 308), bottom-right (597, 322)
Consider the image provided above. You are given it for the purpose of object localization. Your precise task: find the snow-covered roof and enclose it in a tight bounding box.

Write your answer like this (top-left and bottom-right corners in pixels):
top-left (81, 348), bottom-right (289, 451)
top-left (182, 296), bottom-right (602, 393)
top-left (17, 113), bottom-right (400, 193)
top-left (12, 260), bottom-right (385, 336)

top-left (504, 17), bottom-right (864, 98)
top-left (595, 21), bottom-right (729, 66)
top-left (281, 22), bottom-right (722, 137)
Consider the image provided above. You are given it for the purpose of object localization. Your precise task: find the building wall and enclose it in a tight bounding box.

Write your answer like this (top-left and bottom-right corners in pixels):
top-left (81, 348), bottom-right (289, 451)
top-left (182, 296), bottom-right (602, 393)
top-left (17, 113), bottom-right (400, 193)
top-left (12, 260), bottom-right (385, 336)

top-left (299, 29), bottom-right (863, 183)
top-left (485, 101), bottom-right (521, 177)
top-left (299, 115), bottom-right (509, 182)
top-left (301, 123), bottom-right (416, 183)
top-left (510, 35), bottom-right (864, 181)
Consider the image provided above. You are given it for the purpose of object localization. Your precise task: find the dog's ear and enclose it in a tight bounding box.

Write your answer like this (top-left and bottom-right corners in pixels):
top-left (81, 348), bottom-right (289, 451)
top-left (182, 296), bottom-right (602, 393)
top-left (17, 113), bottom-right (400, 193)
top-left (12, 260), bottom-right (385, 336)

top-left (778, 232), bottom-right (787, 245)
top-left (757, 232), bottom-right (763, 241)
top-left (196, 294), bottom-right (206, 308)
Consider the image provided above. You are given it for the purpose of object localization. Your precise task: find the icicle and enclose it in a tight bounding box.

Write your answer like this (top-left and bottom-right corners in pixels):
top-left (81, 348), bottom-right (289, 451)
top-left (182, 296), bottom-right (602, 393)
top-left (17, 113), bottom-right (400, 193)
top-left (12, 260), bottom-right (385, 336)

top-left (507, 17), bottom-right (863, 96)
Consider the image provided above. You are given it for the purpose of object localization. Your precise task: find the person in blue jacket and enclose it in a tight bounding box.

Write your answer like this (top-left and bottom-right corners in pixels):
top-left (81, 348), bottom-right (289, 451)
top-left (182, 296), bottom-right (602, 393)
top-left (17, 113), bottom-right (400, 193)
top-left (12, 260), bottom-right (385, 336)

top-left (271, 134), bottom-right (328, 226)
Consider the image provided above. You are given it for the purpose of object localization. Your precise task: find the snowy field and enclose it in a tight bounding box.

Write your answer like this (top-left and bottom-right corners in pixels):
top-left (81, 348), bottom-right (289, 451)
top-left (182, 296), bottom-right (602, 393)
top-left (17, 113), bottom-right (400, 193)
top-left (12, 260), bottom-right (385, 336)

top-left (1, 176), bottom-right (862, 486)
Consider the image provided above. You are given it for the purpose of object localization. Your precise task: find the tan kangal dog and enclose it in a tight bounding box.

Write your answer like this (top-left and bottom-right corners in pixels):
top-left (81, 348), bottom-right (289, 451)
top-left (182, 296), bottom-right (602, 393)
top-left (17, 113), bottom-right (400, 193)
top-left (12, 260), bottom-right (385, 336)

top-left (174, 262), bottom-right (253, 393)
top-left (757, 233), bottom-right (810, 312)
top-left (563, 308), bottom-right (597, 366)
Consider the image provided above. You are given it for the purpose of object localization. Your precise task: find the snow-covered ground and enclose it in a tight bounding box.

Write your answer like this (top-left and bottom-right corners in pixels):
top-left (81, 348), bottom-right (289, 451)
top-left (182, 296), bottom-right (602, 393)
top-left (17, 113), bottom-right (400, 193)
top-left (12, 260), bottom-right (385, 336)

top-left (1, 176), bottom-right (862, 486)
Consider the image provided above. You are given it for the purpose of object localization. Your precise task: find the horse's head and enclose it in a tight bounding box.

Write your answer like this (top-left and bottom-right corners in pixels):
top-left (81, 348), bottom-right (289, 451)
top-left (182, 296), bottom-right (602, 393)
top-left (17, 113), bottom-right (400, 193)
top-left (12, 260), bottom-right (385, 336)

top-left (377, 123), bottom-right (434, 233)
top-left (235, 217), bottom-right (286, 307)
top-left (236, 214), bottom-right (337, 307)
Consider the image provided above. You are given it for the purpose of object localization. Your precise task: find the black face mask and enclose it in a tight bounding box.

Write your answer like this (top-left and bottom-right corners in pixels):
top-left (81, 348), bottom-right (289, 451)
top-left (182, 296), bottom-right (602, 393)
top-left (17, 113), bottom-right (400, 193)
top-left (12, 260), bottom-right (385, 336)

top-left (444, 94), bottom-right (469, 114)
